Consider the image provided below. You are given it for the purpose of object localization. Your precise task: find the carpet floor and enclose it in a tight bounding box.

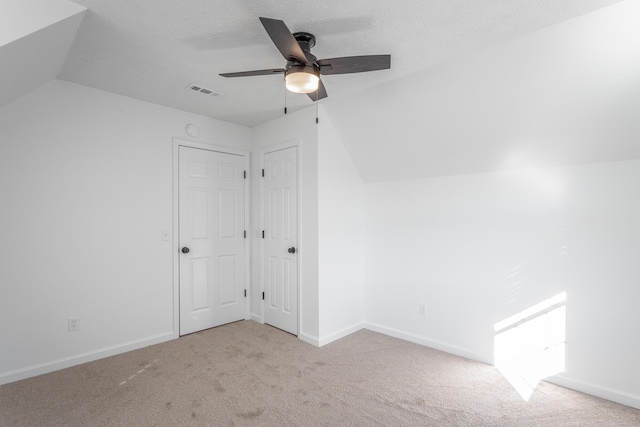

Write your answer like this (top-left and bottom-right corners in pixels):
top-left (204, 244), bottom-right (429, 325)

top-left (1, 320), bottom-right (638, 426)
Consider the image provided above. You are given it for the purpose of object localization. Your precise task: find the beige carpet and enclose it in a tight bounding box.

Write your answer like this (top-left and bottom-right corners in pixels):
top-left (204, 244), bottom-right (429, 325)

top-left (1, 321), bottom-right (638, 426)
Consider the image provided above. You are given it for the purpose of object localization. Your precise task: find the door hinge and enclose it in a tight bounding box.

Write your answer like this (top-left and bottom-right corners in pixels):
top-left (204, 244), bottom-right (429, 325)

top-left (244, 230), bottom-right (246, 239)
top-left (262, 292), bottom-right (265, 300)
top-left (244, 170), bottom-right (246, 179)
top-left (262, 168), bottom-right (265, 177)
top-left (244, 289), bottom-right (247, 298)
top-left (262, 230), bottom-right (265, 239)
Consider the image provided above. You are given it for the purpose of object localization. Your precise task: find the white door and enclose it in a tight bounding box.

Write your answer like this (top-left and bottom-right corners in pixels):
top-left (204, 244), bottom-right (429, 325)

top-left (179, 146), bottom-right (245, 335)
top-left (263, 146), bottom-right (298, 335)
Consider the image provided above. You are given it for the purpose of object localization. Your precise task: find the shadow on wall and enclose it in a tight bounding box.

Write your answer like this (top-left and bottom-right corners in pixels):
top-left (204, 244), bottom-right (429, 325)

top-left (494, 292), bottom-right (567, 400)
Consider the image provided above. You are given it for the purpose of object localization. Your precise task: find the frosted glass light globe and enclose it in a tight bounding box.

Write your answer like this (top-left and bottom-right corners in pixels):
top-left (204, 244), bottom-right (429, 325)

top-left (285, 72), bottom-right (320, 93)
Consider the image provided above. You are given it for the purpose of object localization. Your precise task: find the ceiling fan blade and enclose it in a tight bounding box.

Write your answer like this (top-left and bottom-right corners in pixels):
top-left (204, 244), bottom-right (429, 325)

top-left (219, 68), bottom-right (285, 78)
top-left (307, 79), bottom-right (328, 101)
top-left (318, 55), bottom-right (391, 75)
top-left (259, 17), bottom-right (308, 63)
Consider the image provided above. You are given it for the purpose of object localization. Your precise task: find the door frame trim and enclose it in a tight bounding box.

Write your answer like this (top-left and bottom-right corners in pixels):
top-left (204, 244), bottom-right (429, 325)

top-left (259, 140), bottom-right (301, 336)
top-left (172, 138), bottom-right (251, 339)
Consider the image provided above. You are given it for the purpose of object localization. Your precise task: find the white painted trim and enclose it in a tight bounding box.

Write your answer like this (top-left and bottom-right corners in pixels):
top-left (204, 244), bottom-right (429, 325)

top-left (299, 332), bottom-right (320, 347)
top-left (172, 138), bottom-right (251, 337)
top-left (259, 140), bottom-right (302, 337)
top-left (547, 375), bottom-right (640, 410)
top-left (318, 322), bottom-right (365, 347)
top-left (364, 322), bottom-right (494, 365)
top-left (173, 138), bottom-right (249, 157)
top-left (250, 313), bottom-right (262, 323)
top-left (172, 141), bottom-right (180, 339)
top-left (242, 153), bottom-right (251, 321)
top-left (0, 332), bottom-right (174, 386)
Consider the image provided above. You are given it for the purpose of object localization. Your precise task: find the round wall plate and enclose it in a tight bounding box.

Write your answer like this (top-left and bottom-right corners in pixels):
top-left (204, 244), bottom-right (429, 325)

top-left (186, 124), bottom-right (199, 137)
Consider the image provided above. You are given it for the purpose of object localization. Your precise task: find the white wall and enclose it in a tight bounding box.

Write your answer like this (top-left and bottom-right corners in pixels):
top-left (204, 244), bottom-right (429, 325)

top-left (0, 80), bottom-right (250, 384)
top-left (364, 159), bottom-right (640, 408)
top-left (250, 106), bottom-right (320, 343)
top-left (317, 107), bottom-right (366, 344)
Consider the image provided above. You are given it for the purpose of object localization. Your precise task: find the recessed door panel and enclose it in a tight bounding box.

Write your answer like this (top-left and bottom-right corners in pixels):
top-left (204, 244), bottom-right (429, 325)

top-left (283, 159), bottom-right (291, 178)
top-left (218, 162), bottom-right (235, 181)
top-left (189, 160), bottom-right (209, 178)
top-left (190, 188), bottom-right (209, 240)
top-left (269, 189), bottom-right (277, 240)
top-left (283, 187), bottom-right (291, 241)
top-left (218, 255), bottom-right (236, 306)
top-left (218, 189), bottom-right (237, 239)
top-left (268, 256), bottom-right (277, 308)
top-left (190, 257), bottom-right (210, 311)
top-left (283, 258), bottom-right (291, 314)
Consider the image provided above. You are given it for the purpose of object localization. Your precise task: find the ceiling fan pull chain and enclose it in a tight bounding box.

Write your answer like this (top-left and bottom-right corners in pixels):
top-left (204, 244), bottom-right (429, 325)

top-left (315, 90), bottom-right (319, 124)
top-left (284, 78), bottom-right (288, 115)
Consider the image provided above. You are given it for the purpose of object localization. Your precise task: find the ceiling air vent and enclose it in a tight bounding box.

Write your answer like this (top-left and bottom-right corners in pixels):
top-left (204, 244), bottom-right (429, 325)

top-left (186, 84), bottom-right (224, 97)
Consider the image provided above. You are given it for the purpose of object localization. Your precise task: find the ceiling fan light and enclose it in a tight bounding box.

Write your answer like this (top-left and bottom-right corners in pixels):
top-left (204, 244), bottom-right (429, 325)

top-left (285, 72), bottom-right (319, 93)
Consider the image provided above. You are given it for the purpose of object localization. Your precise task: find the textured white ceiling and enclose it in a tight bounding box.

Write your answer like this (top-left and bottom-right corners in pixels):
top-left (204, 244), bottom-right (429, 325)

top-left (59, 0), bottom-right (622, 127)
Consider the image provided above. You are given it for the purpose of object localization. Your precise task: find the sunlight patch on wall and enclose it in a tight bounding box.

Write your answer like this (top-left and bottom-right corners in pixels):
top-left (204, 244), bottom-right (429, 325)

top-left (494, 292), bottom-right (567, 401)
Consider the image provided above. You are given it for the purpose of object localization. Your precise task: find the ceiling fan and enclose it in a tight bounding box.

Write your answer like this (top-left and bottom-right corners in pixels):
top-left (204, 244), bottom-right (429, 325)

top-left (220, 17), bottom-right (391, 101)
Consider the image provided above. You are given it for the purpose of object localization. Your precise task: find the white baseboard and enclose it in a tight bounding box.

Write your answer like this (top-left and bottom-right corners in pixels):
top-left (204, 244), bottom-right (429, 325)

top-left (318, 322), bottom-right (365, 347)
top-left (364, 321), bottom-right (494, 365)
top-left (250, 313), bottom-right (261, 322)
top-left (547, 375), bottom-right (640, 410)
top-left (299, 332), bottom-right (320, 347)
top-left (0, 332), bottom-right (175, 386)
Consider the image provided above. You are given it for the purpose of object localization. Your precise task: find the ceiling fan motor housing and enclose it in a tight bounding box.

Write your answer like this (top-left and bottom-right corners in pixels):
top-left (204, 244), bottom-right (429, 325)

top-left (292, 32), bottom-right (316, 53)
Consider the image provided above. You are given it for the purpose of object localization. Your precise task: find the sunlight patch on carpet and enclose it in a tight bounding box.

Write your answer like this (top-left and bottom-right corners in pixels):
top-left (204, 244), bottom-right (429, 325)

top-left (494, 292), bottom-right (566, 401)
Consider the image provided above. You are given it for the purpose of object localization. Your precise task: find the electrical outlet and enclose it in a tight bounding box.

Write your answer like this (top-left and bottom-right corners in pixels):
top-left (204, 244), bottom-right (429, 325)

top-left (68, 318), bottom-right (80, 332)
top-left (418, 303), bottom-right (427, 317)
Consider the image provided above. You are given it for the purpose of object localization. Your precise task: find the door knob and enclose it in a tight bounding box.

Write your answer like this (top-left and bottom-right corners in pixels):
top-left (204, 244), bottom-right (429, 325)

top-left (288, 247), bottom-right (296, 254)
top-left (181, 247), bottom-right (190, 254)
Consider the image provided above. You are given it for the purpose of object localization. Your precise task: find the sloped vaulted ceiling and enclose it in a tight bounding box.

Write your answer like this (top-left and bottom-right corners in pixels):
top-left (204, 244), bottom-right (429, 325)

top-left (58, 0), bottom-right (622, 127)
top-left (323, 1), bottom-right (640, 181)
top-left (0, 0), bottom-right (85, 108)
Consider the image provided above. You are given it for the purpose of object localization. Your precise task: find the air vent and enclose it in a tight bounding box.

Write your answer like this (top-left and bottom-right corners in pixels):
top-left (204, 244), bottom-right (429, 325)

top-left (186, 84), bottom-right (224, 97)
